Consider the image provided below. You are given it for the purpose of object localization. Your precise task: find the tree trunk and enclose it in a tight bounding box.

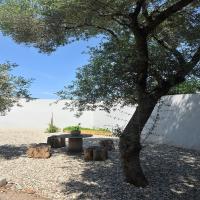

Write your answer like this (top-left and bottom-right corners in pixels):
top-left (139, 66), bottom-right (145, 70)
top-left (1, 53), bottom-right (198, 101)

top-left (119, 98), bottom-right (157, 187)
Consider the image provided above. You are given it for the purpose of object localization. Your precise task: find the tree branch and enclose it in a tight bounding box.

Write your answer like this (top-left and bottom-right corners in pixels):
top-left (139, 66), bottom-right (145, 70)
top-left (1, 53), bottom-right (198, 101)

top-left (134, 0), bottom-right (146, 18)
top-left (111, 17), bottom-right (130, 28)
top-left (94, 25), bottom-right (119, 40)
top-left (179, 46), bottom-right (200, 75)
top-left (146, 0), bottom-right (195, 33)
top-left (87, 1), bottom-right (129, 19)
top-left (142, 2), bottom-right (150, 20)
top-left (152, 46), bottom-right (200, 97)
top-left (65, 23), bottom-right (119, 40)
top-left (190, 46), bottom-right (200, 67)
top-left (129, 0), bottom-right (146, 21)
top-left (153, 36), bottom-right (186, 65)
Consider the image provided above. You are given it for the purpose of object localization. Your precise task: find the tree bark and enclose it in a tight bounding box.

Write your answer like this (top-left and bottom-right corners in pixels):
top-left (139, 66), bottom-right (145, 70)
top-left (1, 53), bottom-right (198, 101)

top-left (119, 97), bottom-right (157, 187)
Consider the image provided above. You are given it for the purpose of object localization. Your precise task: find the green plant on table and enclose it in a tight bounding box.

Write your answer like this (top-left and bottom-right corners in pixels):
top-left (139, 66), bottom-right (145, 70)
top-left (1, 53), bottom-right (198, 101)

top-left (74, 123), bottom-right (81, 131)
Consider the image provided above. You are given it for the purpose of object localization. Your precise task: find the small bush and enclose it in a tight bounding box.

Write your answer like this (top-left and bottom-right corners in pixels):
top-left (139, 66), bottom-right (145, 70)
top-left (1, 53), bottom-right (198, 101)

top-left (46, 124), bottom-right (60, 133)
top-left (45, 112), bottom-right (60, 133)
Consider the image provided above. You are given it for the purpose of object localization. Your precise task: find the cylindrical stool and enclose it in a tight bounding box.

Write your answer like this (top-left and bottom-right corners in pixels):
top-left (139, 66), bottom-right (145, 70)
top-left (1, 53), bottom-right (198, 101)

top-left (68, 138), bottom-right (83, 153)
top-left (47, 136), bottom-right (66, 148)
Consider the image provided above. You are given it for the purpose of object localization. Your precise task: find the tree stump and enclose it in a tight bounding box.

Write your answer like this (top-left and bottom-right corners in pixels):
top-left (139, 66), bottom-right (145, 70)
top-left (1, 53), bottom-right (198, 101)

top-left (47, 135), bottom-right (66, 148)
top-left (99, 139), bottom-right (115, 151)
top-left (83, 146), bottom-right (98, 161)
top-left (27, 143), bottom-right (51, 159)
top-left (93, 147), bottom-right (108, 161)
top-left (84, 146), bottom-right (108, 161)
top-left (84, 147), bottom-right (94, 161)
top-left (68, 138), bottom-right (83, 153)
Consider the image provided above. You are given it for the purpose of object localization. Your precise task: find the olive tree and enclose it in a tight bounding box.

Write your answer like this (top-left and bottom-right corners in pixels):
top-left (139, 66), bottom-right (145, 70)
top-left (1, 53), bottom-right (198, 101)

top-left (0, 63), bottom-right (31, 115)
top-left (0, 0), bottom-right (199, 186)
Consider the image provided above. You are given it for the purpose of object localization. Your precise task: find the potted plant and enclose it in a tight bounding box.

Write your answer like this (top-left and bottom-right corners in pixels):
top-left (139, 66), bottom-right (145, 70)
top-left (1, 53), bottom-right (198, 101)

top-left (70, 123), bottom-right (81, 136)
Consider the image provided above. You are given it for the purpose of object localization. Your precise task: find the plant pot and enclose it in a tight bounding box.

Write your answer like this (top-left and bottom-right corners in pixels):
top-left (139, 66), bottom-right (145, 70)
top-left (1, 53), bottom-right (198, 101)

top-left (70, 130), bottom-right (81, 136)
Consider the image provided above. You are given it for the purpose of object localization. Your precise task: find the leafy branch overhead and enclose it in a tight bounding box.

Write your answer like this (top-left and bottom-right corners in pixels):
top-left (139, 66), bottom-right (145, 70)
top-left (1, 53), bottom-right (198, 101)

top-left (1, 0), bottom-right (199, 109)
top-left (0, 63), bottom-right (32, 115)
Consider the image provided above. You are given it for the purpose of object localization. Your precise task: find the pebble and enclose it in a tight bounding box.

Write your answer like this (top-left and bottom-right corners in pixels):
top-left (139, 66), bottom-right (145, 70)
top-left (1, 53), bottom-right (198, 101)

top-left (0, 178), bottom-right (7, 187)
top-left (0, 129), bottom-right (200, 200)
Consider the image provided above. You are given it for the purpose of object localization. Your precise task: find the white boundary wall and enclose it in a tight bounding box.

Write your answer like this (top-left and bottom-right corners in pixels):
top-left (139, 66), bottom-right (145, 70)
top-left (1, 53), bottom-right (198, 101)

top-left (0, 100), bottom-right (94, 130)
top-left (0, 94), bottom-right (200, 150)
top-left (142, 94), bottom-right (200, 151)
top-left (0, 99), bottom-right (135, 131)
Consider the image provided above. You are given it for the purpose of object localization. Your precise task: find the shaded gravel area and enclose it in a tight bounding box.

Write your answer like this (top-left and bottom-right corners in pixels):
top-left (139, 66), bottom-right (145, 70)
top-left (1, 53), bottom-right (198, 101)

top-left (0, 129), bottom-right (200, 200)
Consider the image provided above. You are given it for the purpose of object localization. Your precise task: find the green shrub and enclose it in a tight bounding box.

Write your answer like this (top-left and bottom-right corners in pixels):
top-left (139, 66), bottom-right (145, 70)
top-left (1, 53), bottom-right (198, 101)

top-left (46, 124), bottom-right (60, 133)
top-left (45, 113), bottom-right (60, 133)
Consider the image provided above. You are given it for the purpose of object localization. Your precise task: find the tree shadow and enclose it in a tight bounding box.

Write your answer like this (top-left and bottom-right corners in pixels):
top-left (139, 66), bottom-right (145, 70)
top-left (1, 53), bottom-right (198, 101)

top-left (60, 141), bottom-right (200, 200)
top-left (52, 147), bottom-right (84, 159)
top-left (0, 144), bottom-right (27, 160)
top-left (142, 144), bottom-right (200, 200)
top-left (52, 137), bottom-right (119, 158)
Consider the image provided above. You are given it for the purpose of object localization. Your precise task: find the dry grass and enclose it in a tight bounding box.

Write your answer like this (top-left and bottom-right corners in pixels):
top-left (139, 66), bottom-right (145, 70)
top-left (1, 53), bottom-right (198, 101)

top-left (63, 129), bottom-right (113, 137)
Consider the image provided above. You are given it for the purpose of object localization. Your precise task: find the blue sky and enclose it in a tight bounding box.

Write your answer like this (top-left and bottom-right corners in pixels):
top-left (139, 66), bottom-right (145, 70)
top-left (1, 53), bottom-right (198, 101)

top-left (0, 33), bottom-right (100, 99)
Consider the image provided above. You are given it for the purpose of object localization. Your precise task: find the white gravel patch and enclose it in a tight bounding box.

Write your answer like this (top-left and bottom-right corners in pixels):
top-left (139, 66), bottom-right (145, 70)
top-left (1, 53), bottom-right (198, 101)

top-left (0, 129), bottom-right (200, 200)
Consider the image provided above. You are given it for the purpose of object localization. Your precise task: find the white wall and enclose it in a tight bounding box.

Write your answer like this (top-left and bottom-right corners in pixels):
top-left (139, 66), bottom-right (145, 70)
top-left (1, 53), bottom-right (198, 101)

top-left (142, 94), bottom-right (200, 151)
top-left (93, 105), bottom-right (135, 130)
top-left (0, 95), bottom-right (200, 150)
top-left (0, 100), bottom-right (135, 131)
top-left (0, 100), bottom-right (94, 130)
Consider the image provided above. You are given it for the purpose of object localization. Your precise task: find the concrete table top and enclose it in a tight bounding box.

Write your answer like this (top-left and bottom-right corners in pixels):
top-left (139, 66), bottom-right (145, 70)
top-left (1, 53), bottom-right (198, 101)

top-left (55, 133), bottom-right (92, 139)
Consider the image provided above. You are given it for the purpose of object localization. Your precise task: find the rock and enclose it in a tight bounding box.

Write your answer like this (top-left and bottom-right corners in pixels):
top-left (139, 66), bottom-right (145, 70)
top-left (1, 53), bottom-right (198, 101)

top-left (23, 188), bottom-right (36, 194)
top-left (99, 139), bottom-right (115, 151)
top-left (47, 135), bottom-right (66, 148)
top-left (0, 178), bottom-right (7, 187)
top-left (26, 143), bottom-right (51, 159)
top-left (93, 147), bottom-right (108, 161)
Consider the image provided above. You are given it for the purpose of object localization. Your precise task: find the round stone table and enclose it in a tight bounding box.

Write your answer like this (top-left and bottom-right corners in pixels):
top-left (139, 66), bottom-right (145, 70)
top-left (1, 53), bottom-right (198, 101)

top-left (59, 133), bottom-right (92, 153)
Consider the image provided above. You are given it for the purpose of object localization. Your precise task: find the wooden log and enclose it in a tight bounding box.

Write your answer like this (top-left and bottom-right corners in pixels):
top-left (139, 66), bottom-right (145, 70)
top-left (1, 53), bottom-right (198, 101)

top-left (47, 136), bottom-right (66, 148)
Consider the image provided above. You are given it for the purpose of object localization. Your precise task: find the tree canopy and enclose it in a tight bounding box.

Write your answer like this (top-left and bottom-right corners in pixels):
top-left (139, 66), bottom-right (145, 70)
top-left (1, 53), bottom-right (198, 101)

top-left (0, 0), bottom-right (199, 51)
top-left (0, 63), bottom-right (32, 115)
top-left (0, 0), bottom-right (199, 112)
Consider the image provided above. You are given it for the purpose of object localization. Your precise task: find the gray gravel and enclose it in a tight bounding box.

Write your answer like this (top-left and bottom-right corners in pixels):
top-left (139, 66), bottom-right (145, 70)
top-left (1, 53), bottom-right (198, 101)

top-left (0, 129), bottom-right (200, 200)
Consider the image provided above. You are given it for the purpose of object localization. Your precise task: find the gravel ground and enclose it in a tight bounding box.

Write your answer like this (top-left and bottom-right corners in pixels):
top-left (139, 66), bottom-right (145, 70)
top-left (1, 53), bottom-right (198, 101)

top-left (0, 129), bottom-right (200, 200)
top-left (0, 189), bottom-right (48, 200)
